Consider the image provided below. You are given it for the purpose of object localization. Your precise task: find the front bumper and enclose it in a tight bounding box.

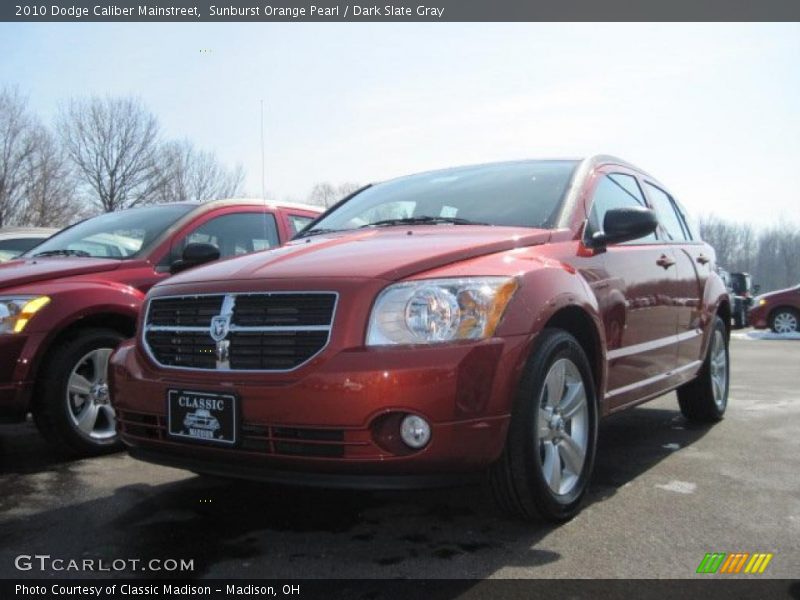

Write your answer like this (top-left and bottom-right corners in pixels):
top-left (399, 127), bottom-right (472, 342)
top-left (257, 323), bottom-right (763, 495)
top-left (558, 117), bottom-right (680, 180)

top-left (748, 304), bottom-right (768, 329)
top-left (110, 333), bottom-right (534, 484)
top-left (130, 446), bottom-right (482, 489)
top-left (0, 334), bottom-right (36, 421)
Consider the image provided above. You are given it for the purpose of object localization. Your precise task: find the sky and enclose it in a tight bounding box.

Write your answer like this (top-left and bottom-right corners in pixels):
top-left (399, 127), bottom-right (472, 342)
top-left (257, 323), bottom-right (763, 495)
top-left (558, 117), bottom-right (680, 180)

top-left (1, 22), bottom-right (798, 226)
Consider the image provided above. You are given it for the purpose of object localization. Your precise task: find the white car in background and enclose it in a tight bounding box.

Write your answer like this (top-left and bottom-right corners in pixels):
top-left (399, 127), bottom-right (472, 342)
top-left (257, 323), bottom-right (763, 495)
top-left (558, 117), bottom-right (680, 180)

top-left (0, 227), bottom-right (59, 261)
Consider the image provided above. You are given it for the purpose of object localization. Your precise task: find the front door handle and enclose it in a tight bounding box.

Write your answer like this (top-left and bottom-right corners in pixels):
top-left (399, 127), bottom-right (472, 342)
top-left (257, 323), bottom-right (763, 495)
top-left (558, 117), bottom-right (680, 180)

top-left (656, 254), bottom-right (676, 269)
top-left (696, 254), bottom-right (710, 265)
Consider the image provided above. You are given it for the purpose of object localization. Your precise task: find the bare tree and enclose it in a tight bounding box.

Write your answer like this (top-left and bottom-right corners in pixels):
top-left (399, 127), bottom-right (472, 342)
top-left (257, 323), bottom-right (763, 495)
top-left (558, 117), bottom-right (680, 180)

top-left (307, 181), bottom-right (361, 208)
top-left (700, 214), bottom-right (800, 293)
top-left (154, 139), bottom-right (244, 203)
top-left (0, 87), bottom-right (39, 227)
top-left (17, 127), bottom-right (83, 227)
top-left (58, 96), bottom-right (165, 212)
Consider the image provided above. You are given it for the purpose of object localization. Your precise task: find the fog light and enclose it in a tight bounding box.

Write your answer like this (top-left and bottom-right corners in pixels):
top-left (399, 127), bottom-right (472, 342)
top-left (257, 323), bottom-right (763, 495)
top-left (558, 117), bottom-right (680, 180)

top-left (400, 414), bottom-right (431, 449)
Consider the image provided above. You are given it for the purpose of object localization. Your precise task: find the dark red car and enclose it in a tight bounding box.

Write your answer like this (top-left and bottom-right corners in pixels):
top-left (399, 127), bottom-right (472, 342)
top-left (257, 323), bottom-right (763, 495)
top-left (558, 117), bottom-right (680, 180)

top-left (110, 157), bottom-right (730, 521)
top-left (748, 284), bottom-right (800, 333)
top-left (0, 199), bottom-right (319, 456)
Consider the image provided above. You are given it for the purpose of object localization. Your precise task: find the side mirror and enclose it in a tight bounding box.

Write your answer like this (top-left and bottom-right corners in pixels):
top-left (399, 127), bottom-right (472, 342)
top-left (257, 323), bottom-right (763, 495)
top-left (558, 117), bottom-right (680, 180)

top-left (591, 207), bottom-right (659, 248)
top-left (752, 284), bottom-right (761, 294)
top-left (170, 243), bottom-right (220, 274)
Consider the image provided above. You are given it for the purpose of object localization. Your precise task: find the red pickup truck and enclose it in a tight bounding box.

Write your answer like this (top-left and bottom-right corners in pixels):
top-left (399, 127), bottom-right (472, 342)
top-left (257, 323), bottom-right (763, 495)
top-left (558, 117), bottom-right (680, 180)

top-left (0, 199), bottom-right (320, 455)
top-left (110, 156), bottom-right (730, 522)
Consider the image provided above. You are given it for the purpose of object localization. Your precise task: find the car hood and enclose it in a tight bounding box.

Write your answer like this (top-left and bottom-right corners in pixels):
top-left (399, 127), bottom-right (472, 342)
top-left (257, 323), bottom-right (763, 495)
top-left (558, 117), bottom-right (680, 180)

top-left (163, 226), bottom-right (552, 285)
top-left (0, 257), bottom-right (122, 290)
top-left (758, 285), bottom-right (800, 301)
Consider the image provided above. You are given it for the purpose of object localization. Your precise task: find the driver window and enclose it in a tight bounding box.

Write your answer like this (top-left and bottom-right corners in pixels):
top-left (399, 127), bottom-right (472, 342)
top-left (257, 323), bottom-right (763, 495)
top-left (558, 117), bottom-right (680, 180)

top-left (587, 173), bottom-right (657, 243)
top-left (168, 212), bottom-right (279, 265)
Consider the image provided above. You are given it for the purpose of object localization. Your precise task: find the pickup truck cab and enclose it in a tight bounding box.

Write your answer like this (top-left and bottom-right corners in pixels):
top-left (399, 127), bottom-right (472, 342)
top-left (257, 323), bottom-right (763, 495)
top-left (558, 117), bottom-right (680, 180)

top-left (0, 199), bottom-right (320, 455)
top-left (110, 157), bottom-right (729, 521)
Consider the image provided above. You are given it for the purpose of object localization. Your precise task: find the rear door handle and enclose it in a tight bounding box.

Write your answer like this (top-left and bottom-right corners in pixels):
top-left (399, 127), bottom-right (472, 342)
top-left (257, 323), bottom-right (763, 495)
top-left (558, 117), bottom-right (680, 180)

top-left (656, 254), bottom-right (676, 269)
top-left (696, 254), bottom-right (710, 265)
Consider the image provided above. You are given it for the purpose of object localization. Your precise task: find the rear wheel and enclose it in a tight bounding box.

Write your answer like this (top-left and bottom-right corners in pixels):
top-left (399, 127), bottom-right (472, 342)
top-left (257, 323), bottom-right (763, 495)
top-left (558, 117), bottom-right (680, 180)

top-left (770, 308), bottom-right (799, 334)
top-left (487, 329), bottom-right (598, 522)
top-left (33, 328), bottom-right (125, 457)
top-left (677, 316), bottom-right (729, 422)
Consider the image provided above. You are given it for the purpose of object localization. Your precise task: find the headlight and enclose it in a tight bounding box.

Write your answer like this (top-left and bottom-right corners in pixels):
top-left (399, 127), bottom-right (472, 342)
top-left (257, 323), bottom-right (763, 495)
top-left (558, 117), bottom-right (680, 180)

top-left (0, 296), bottom-right (50, 334)
top-left (758, 298), bottom-right (767, 306)
top-left (366, 277), bottom-right (518, 346)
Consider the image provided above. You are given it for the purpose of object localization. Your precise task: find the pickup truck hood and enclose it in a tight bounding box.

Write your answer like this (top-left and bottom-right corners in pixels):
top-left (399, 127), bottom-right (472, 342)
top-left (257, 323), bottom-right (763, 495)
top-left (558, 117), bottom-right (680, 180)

top-left (164, 226), bottom-right (552, 285)
top-left (0, 257), bottom-right (122, 290)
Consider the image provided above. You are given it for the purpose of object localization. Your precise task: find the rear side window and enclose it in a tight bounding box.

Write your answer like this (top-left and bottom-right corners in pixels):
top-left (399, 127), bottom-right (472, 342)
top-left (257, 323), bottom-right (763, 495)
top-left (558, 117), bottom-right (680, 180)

top-left (587, 173), bottom-right (656, 242)
top-left (645, 183), bottom-right (690, 241)
top-left (672, 198), bottom-right (697, 240)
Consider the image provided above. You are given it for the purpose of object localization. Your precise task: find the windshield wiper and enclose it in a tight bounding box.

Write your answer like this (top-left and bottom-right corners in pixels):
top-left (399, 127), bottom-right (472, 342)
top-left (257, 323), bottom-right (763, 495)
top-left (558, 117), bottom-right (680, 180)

top-left (33, 249), bottom-right (92, 258)
top-left (294, 227), bottom-right (344, 240)
top-left (362, 216), bottom-right (488, 228)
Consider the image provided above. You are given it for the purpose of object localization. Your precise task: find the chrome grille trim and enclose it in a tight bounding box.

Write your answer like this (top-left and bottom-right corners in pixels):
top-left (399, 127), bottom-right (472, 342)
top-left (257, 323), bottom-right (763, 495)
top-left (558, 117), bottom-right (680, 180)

top-left (142, 291), bottom-right (338, 372)
top-left (145, 324), bottom-right (332, 332)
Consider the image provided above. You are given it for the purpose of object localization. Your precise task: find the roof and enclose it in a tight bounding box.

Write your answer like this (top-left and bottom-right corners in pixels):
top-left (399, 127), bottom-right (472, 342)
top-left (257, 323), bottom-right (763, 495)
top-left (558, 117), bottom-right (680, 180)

top-left (119, 199), bottom-right (323, 213)
top-left (181, 198), bottom-right (323, 212)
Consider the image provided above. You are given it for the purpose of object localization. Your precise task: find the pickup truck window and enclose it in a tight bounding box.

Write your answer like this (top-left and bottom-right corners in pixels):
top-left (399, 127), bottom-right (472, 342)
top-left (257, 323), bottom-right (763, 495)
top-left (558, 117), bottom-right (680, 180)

top-left (26, 204), bottom-right (194, 259)
top-left (174, 212), bottom-right (279, 261)
top-left (306, 160), bottom-right (578, 233)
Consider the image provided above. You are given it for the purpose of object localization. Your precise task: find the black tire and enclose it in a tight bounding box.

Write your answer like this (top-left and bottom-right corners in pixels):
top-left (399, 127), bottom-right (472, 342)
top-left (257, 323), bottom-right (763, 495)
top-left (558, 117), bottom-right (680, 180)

top-left (487, 329), bottom-right (598, 522)
top-left (33, 328), bottom-right (125, 457)
top-left (732, 307), bottom-right (744, 330)
top-left (677, 316), bottom-right (729, 423)
top-left (769, 307), bottom-right (799, 334)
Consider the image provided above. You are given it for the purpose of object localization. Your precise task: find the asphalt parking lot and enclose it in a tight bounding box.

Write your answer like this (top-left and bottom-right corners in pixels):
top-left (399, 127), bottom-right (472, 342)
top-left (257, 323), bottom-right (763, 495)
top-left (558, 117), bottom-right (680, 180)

top-left (1, 336), bottom-right (798, 580)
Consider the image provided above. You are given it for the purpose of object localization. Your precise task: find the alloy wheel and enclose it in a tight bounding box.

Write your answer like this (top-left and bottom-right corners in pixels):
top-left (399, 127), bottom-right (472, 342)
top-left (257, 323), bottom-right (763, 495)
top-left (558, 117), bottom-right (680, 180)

top-left (536, 358), bottom-right (589, 495)
top-left (66, 348), bottom-right (117, 441)
top-left (773, 311), bottom-right (798, 334)
top-left (709, 329), bottom-right (728, 409)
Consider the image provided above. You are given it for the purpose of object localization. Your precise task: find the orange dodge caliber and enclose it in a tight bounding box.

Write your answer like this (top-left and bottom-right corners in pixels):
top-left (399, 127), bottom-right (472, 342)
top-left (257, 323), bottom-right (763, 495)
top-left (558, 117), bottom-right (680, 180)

top-left (110, 156), bottom-right (730, 522)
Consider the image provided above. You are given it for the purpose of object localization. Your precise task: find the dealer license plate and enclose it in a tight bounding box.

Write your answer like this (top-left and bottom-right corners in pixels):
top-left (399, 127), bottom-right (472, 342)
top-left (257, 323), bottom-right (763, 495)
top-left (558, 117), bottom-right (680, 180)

top-left (167, 390), bottom-right (238, 446)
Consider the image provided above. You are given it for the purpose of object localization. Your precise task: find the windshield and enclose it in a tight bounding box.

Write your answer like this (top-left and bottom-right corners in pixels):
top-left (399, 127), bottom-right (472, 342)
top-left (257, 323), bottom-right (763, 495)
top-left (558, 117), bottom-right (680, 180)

top-left (303, 160), bottom-right (578, 236)
top-left (26, 204), bottom-right (195, 259)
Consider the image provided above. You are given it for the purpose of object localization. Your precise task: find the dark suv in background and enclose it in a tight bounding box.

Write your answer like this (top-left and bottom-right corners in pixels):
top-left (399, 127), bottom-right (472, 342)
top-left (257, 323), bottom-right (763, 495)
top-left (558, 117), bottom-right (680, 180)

top-left (729, 272), bottom-right (757, 328)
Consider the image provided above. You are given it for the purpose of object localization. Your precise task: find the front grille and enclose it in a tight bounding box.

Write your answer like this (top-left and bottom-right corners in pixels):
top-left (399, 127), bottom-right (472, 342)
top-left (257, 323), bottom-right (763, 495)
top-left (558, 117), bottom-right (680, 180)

top-left (148, 295), bottom-right (224, 327)
top-left (240, 424), bottom-right (347, 458)
top-left (146, 331), bottom-right (216, 369)
top-left (228, 331), bottom-right (330, 370)
top-left (144, 292), bottom-right (336, 371)
top-left (233, 294), bottom-right (336, 326)
top-left (119, 411), bottom-right (352, 459)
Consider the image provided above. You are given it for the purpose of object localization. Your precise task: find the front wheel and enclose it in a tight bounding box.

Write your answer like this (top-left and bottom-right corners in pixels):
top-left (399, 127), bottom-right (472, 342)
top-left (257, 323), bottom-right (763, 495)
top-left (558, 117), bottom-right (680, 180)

top-left (770, 308), bottom-right (799, 334)
top-left (677, 316), bottom-right (729, 422)
top-left (487, 329), bottom-right (598, 522)
top-left (33, 328), bottom-right (125, 457)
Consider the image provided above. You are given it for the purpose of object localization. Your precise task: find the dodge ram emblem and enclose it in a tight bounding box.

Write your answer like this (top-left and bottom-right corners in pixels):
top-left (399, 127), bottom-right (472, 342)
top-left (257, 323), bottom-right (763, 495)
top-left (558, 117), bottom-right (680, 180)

top-left (210, 315), bottom-right (231, 342)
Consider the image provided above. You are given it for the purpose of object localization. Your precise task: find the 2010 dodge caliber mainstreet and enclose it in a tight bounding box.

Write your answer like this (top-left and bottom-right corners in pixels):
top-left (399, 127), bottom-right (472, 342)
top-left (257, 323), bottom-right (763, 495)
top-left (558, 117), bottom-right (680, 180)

top-left (110, 156), bottom-right (730, 521)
